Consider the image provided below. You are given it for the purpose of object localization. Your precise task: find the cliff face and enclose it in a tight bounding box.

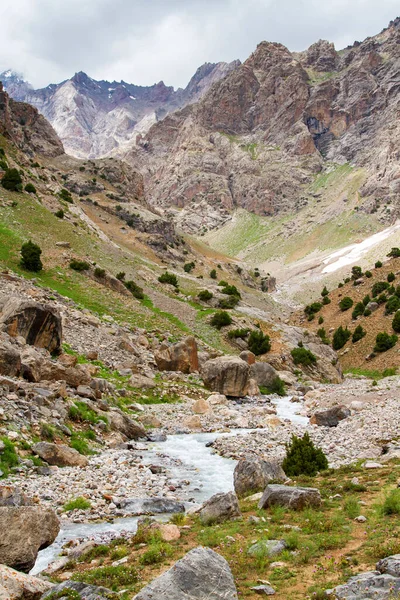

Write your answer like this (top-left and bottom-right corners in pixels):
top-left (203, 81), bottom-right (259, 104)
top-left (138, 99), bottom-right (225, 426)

top-left (0, 83), bottom-right (64, 157)
top-left (124, 19), bottom-right (400, 232)
top-left (0, 62), bottom-right (240, 159)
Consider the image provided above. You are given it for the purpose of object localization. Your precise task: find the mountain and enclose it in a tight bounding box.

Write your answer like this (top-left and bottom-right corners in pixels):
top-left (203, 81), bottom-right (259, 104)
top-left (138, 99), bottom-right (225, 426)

top-left (0, 61), bottom-right (240, 159)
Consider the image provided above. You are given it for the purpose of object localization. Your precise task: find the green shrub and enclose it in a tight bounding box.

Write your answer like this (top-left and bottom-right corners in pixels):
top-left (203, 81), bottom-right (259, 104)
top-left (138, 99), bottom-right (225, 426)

top-left (68, 401), bottom-right (102, 424)
top-left (210, 269), bottom-right (217, 279)
top-left (352, 302), bottom-right (365, 320)
top-left (139, 542), bottom-right (173, 565)
top-left (55, 209), bottom-right (64, 219)
top-left (20, 241), bottom-right (43, 272)
top-left (70, 259), bottom-right (90, 272)
top-left (1, 168), bottom-right (22, 191)
top-left (218, 296), bottom-right (239, 309)
top-left (210, 311), bottom-right (232, 329)
top-left (385, 295), bottom-right (400, 315)
top-left (60, 188), bottom-right (73, 203)
top-left (365, 270), bottom-right (372, 278)
top-left (322, 296), bottom-right (331, 305)
top-left (124, 280), bottom-right (144, 300)
top-left (0, 437), bottom-right (19, 478)
top-left (282, 433), bottom-right (328, 477)
top-left (352, 325), bottom-right (366, 343)
top-left (364, 308), bottom-right (372, 317)
top-left (183, 262), bottom-right (195, 273)
top-left (0, 159), bottom-right (7, 170)
top-left (304, 302), bottom-right (322, 317)
top-left (318, 316), bottom-right (324, 324)
top-left (339, 296), bottom-right (354, 311)
top-left (63, 497), bottom-right (92, 511)
top-left (317, 328), bottom-right (329, 344)
top-left (372, 282), bottom-right (390, 296)
top-left (351, 266), bottom-right (363, 280)
top-left (388, 272), bottom-right (396, 283)
top-left (290, 347), bottom-right (317, 366)
top-left (381, 489), bottom-right (400, 515)
top-left (321, 286), bottom-right (329, 297)
top-left (72, 563), bottom-right (138, 589)
top-left (377, 293), bottom-right (388, 305)
top-left (261, 376), bottom-right (286, 397)
top-left (40, 423), bottom-right (56, 441)
top-left (363, 294), bottom-right (371, 306)
top-left (248, 330), bottom-right (271, 355)
top-left (116, 271), bottom-right (125, 281)
top-left (338, 282), bottom-right (344, 288)
top-left (70, 436), bottom-right (93, 455)
top-left (228, 328), bottom-right (250, 339)
top-left (332, 326), bottom-right (351, 350)
top-left (392, 311), bottom-right (400, 333)
top-left (24, 182), bottom-right (36, 194)
top-left (375, 261), bottom-right (383, 268)
top-left (158, 272), bottom-right (178, 288)
top-left (388, 248), bottom-right (400, 258)
top-left (218, 280), bottom-right (228, 287)
top-left (221, 284), bottom-right (241, 298)
top-left (374, 332), bottom-right (398, 353)
top-left (198, 290), bottom-right (213, 301)
top-left (94, 267), bottom-right (106, 278)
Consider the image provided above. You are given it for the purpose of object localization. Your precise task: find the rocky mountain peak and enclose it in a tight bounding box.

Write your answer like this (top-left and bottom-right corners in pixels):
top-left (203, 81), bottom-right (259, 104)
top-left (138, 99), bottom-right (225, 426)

top-left (301, 39), bottom-right (339, 72)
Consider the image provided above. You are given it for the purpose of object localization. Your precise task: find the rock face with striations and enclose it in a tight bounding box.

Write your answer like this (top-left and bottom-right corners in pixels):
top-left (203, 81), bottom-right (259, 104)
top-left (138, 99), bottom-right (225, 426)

top-left (0, 298), bottom-right (62, 355)
top-left (133, 546), bottom-right (238, 600)
top-left (0, 506), bottom-right (60, 572)
top-left (201, 356), bottom-right (250, 397)
top-left (0, 564), bottom-right (54, 600)
top-left (234, 459), bottom-right (286, 498)
top-left (155, 336), bottom-right (199, 374)
top-left (32, 442), bottom-right (88, 468)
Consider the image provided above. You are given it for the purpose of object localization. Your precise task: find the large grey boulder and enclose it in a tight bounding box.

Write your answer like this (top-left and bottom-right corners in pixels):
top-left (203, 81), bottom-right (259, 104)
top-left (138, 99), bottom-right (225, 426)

top-left (258, 485), bottom-right (321, 510)
top-left (200, 492), bottom-right (241, 525)
top-left (42, 581), bottom-right (114, 600)
top-left (234, 459), bottom-right (286, 498)
top-left (0, 298), bottom-right (62, 354)
top-left (0, 564), bottom-right (54, 600)
top-left (106, 409), bottom-right (146, 440)
top-left (133, 546), bottom-right (238, 600)
top-left (329, 571), bottom-right (400, 598)
top-left (310, 405), bottom-right (350, 427)
top-left (32, 442), bottom-right (88, 467)
top-left (114, 497), bottom-right (185, 516)
top-left (0, 506), bottom-right (60, 572)
top-left (201, 357), bottom-right (250, 397)
top-left (250, 362), bottom-right (278, 388)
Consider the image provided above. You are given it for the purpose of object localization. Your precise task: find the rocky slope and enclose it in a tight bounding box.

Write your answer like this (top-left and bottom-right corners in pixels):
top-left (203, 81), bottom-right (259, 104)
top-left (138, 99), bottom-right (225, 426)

top-left (0, 61), bottom-right (240, 158)
top-left (124, 18), bottom-right (400, 239)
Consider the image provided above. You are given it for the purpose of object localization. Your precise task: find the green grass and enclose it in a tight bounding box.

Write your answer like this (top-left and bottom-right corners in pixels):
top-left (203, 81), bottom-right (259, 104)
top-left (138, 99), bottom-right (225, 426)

top-left (344, 367), bottom-right (397, 380)
top-left (0, 437), bottom-right (19, 478)
top-left (72, 563), bottom-right (138, 590)
top-left (63, 497), bottom-right (92, 511)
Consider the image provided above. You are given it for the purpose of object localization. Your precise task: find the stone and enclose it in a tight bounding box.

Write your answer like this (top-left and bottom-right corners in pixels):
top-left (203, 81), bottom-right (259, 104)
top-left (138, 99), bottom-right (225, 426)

top-left (310, 405), bottom-right (350, 427)
top-left (183, 415), bottom-right (202, 429)
top-left (234, 459), bottom-right (286, 498)
top-left (355, 515), bottom-right (367, 523)
top-left (42, 581), bottom-right (113, 600)
top-left (115, 497), bottom-right (185, 515)
top-left (329, 571), bottom-right (400, 599)
top-left (247, 378), bottom-right (260, 396)
top-left (377, 554), bottom-right (400, 577)
top-left (0, 486), bottom-right (34, 507)
top-left (201, 356), bottom-right (250, 397)
top-left (155, 336), bottom-right (199, 374)
top-left (200, 492), bottom-right (241, 525)
top-left (364, 461), bottom-right (382, 469)
top-left (251, 585), bottom-right (276, 595)
top-left (0, 340), bottom-right (21, 377)
top-left (248, 540), bottom-right (287, 557)
top-left (0, 506), bottom-right (60, 572)
top-left (159, 524), bottom-right (181, 541)
top-left (107, 410), bottom-right (146, 440)
top-left (250, 362), bottom-right (278, 388)
top-left (133, 546), bottom-right (238, 600)
top-left (258, 485), bottom-right (321, 510)
top-left (192, 399), bottom-right (210, 414)
top-left (32, 442), bottom-right (88, 467)
top-left (207, 393), bottom-right (228, 406)
top-left (0, 298), bottom-right (62, 354)
top-left (239, 351), bottom-right (256, 365)
top-left (129, 375), bottom-right (156, 389)
top-left (0, 564), bottom-right (54, 600)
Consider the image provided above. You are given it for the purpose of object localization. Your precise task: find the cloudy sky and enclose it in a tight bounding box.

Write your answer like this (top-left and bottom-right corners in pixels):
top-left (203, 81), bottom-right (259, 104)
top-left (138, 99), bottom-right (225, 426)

top-left (0, 0), bottom-right (398, 88)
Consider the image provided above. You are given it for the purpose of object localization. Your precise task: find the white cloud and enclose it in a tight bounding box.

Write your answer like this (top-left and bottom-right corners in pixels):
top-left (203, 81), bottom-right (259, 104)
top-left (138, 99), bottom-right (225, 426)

top-left (0, 0), bottom-right (398, 88)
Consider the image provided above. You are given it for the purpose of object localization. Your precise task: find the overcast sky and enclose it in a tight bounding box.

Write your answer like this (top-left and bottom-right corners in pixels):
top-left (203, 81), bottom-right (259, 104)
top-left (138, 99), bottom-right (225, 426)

top-left (0, 0), bottom-right (398, 89)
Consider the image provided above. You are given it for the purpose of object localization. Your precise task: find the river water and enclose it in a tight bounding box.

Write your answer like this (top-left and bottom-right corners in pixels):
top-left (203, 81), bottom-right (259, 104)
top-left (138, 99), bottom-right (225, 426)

top-left (32, 396), bottom-right (307, 574)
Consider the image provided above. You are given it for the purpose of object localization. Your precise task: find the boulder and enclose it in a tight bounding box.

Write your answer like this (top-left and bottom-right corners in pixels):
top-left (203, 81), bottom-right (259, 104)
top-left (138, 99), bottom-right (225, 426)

top-left (329, 571), bottom-right (400, 598)
top-left (155, 336), bottom-right (199, 374)
top-left (114, 497), bottom-right (185, 516)
top-left (191, 399), bottom-right (210, 414)
top-left (234, 459), bottom-right (286, 498)
top-left (239, 351), bottom-right (256, 365)
top-left (0, 298), bottom-right (62, 354)
top-left (0, 340), bottom-right (21, 377)
top-left (32, 442), bottom-right (88, 467)
top-left (250, 362), bottom-right (278, 388)
top-left (0, 506), bottom-right (60, 572)
top-left (133, 546), bottom-right (238, 600)
top-left (207, 393), bottom-right (228, 406)
top-left (248, 540), bottom-right (287, 557)
top-left (201, 356), bottom-right (250, 397)
top-left (183, 415), bottom-right (202, 429)
top-left (377, 554), bottom-right (400, 577)
top-left (258, 485), bottom-right (321, 510)
top-left (159, 524), bottom-right (181, 541)
top-left (310, 405), bottom-right (350, 427)
top-left (107, 410), bottom-right (146, 440)
top-left (200, 492), bottom-right (241, 525)
top-left (0, 564), bottom-right (54, 600)
top-left (42, 581), bottom-right (113, 600)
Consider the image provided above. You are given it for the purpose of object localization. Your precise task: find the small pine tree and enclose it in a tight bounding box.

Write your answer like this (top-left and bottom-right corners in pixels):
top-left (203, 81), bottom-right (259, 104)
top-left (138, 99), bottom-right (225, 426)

top-left (282, 433), bottom-right (328, 477)
top-left (210, 269), bottom-right (217, 279)
top-left (332, 326), bottom-right (351, 350)
top-left (392, 311), bottom-right (400, 333)
top-left (352, 302), bottom-right (365, 320)
top-left (352, 325), bottom-right (366, 343)
top-left (20, 241), bottom-right (42, 272)
top-left (339, 296), bottom-right (354, 311)
top-left (247, 330), bottom-right (271, 355)
top-left (24, 183), bottom-right (36, 194)
top-left (388, 272), bottom-right (396, 283)
top-left (210, 310), bottom-right (232, 329)
top-left (374, 332), bottom-right (398, 353)
top-left (158, 272), bottom-right (178, 288)
top-left (375, 261), bottom-right (383, 268)
top-left (321, 286), bottom-right (329, 297)
top-left (291, 346), bottom-right (317, 366)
